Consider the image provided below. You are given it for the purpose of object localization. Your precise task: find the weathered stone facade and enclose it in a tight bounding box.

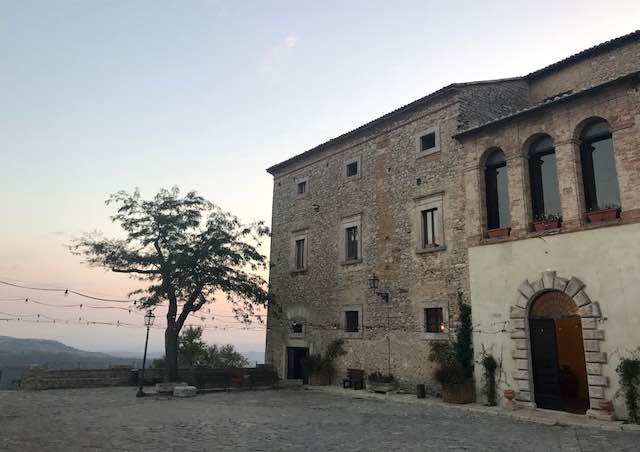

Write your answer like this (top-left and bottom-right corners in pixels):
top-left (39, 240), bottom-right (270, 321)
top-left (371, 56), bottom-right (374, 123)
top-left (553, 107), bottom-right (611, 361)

top-left (265, 30), bottom-right (640, 406)
top-left (457, 31), bottom-right (640, 420)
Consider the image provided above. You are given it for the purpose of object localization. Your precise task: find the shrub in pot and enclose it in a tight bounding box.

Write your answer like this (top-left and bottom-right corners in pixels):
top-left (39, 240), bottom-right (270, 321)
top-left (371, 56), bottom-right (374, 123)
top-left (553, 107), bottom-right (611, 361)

top-left (301, 339), bottom-right (346, 386)
top-left (428, 296), bottom-right (475, 404)
top-left (586, 205), bottom-right (620, 223)
top-left (533, 213), bottom-right (562, 232)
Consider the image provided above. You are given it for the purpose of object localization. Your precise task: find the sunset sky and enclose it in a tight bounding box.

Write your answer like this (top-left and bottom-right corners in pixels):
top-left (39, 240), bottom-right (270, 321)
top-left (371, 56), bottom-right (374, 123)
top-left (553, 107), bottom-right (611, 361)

top-left (1, 0), bottom-right (638, 355)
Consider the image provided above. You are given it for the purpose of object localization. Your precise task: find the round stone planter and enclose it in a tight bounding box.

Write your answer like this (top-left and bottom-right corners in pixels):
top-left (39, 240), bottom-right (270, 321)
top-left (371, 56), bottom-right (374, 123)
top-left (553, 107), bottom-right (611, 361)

top-left (368, 380), bottom-right (398, 394)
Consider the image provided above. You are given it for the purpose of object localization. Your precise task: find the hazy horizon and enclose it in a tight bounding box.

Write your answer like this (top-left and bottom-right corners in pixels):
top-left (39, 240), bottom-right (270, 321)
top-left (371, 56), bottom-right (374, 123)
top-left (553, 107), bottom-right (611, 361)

top-left (2, 1), bottom-right (639, 354)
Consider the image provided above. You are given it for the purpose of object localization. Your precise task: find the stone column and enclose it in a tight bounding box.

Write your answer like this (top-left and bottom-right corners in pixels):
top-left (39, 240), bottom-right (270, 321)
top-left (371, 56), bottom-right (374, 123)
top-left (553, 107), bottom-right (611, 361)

top-left (554, 139), bottom-right (583, 228)
top-left (505, 155), bottom-right (528, 237)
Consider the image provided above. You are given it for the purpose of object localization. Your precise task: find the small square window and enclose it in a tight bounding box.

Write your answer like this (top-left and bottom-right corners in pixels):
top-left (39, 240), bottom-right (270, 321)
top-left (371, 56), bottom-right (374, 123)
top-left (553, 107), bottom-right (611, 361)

top-left (295, 238), bottom-right (305, 270)
top-left (425, 307), bottom-right (444, 333)
top-left (346, 161), bottom-right (358, 177)
top-left (345, 310), bottom-right (359, 333)
top-left (297, 181), bottom-right (307, 195)
top-left (291, 322), bottom-right (303, 334)
top-left (345, 226), bottom-right (359, 260)
top-left (420, 132), bottom-right (436, 152)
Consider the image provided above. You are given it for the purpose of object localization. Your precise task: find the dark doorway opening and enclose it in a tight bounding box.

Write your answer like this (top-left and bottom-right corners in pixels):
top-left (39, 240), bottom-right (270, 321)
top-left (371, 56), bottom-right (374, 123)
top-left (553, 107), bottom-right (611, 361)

top-left (286, 347), bottom-right (309, 384)
top-left (529, 291), bottom-right (589, 414)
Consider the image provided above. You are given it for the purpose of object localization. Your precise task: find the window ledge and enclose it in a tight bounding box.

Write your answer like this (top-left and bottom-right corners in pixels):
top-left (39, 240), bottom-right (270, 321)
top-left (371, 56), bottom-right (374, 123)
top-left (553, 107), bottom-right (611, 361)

top-left (416, 245), bottom-right (446, 254)
top-left (290, 269), bottom-right (308, 275)
top-left (416, 149), bottom-right (440, 160)
top-left (341, 258), bottom-right (363, 266)
top-left (422, 332), bottom-right (450, 340)
top-left (343, 331), bottom-right (363, 339)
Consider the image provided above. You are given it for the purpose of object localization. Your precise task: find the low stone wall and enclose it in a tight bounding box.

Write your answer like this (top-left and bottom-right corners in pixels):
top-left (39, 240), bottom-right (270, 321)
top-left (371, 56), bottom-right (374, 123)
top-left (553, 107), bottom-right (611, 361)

top-left (21, 366), bottom-right (279, 391)
top-left (21, 367), bottom-right (136, 390)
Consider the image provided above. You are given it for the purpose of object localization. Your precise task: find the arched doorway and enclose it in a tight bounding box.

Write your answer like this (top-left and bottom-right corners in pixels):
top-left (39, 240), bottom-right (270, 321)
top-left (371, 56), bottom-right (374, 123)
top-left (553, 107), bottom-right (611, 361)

top-left (529, 290), bottom-right (589, 413)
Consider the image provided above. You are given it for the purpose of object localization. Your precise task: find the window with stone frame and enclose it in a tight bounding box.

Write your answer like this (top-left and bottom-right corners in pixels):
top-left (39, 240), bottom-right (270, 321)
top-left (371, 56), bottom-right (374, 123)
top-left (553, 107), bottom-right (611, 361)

top-left (345, 310), bottom-right (359, 333)
top-left (416, 194), bottom-right (445, 251)
top-left (297, 180), bottom-right (307, 195)
top-left (415, 126), bottom-right (440, 157)
top-left (290, 229), bottom-right (308, 271)
top-left (345, 226), bottom-right (359, 260)
top-left (484, 149), bottom-right (510, 230)
top-left (579, 119), bottom-right (620, 213)
top-left (425, 307), bottom-right (444, 333)
top-left (528, 135), bottom-right (561, 221)
top-left (295, 238), bottom-right (306, 270)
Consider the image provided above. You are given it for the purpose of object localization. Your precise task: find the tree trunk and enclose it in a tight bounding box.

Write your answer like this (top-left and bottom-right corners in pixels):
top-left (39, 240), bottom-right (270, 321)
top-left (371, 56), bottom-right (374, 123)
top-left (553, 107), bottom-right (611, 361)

top-left (165, 328), bottom-right (179, 382)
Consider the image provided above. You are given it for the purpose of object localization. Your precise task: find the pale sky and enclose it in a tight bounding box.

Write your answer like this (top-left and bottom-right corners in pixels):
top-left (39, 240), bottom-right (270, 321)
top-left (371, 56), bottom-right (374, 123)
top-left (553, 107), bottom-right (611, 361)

top-left (1, 0), bottom-right (638, 355)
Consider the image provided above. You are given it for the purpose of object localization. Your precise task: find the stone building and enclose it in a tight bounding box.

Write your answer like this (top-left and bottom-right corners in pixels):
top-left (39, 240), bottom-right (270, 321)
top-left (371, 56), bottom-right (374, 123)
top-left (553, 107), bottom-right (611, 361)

top-left (456, 31), bottom-right (640, 419)
top-left (265, 30), bottom-right (640, 418)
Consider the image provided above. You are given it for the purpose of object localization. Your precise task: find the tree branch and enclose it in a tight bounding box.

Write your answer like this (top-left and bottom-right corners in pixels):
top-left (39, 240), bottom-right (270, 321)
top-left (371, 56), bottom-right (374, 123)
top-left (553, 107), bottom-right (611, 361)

top-left (112, 267), bottom-right (160, 274)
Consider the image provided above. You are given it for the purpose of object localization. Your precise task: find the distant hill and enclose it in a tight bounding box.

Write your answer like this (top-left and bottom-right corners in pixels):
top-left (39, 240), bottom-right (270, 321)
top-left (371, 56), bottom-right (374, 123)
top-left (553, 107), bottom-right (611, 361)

top-left (0, 336), bottom-right (263, 389)
top-left (0, 336), bottom-right (141, 389)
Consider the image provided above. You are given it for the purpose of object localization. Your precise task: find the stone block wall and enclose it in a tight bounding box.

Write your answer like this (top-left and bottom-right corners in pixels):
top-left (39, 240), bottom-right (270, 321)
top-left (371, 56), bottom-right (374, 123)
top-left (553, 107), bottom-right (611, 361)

top-left (21, 368), bottom-right (136, 390)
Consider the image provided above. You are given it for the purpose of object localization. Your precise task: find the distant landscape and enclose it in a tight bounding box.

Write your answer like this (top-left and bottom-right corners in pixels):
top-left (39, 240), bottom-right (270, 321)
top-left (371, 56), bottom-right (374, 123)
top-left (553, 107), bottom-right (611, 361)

top-left (0, 336), bottom-right (264, 389)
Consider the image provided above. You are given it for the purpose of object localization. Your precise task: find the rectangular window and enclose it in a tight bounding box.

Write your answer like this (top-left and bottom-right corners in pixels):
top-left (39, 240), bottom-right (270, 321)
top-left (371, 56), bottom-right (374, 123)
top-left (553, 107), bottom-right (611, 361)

top-left (420, 132), bottom-right (436, 152)
top-left (295, 238), bottom-right (305, 270)
top-left (421, 208), bottom-right (438, 247)
top-left (425, 307), bottom-right (444, 333)
top-left (345, 310), bottom-right (359, 333)
top-left (346, 161), bottom-right (358, 177)
top-left (345, 226), bottom-right (359, 260)
top-left (291, 322), bottom-right (303, 334)
top-left (297, 181), bottom-right (307, 195)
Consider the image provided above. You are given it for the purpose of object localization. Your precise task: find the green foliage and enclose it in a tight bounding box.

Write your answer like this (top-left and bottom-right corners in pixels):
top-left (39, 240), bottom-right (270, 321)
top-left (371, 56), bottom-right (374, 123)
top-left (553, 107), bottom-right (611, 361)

top-left (301, 339), bottom-right (347, 380)
top-left (151, 326), bottom-right (249, 369)
top-left (455, 299), bottom-right (474, 380)
top-left (481, 354), bottom-right (498, 406)
top-left (617, 357), bottom-right (640, 424)
top-left (368, 372), bottom-right (395, 383)
top-left (429, 341), bottom-right (456, 367)
top-left (178, 326), bottom-right (207, 367)
top-left (70, 187), bottom-right (269, 380)
top-left (429, 295), bottom-right (474, 385)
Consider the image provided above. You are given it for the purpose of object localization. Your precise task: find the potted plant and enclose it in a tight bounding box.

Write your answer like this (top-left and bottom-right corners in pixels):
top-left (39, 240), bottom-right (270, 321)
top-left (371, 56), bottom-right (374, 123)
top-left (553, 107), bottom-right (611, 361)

top-left (428, 297), bottom-right (475, 404)
top-left (586, 204), bottom-right (620, 223)
top-left (487, 227), bottom-right (511, 239)
top-left (368, 372), bottom-right (397, 394)
top-left (533, 213), bottom-right (562, 232)
top-left (301, 339), bottom-right (346, 386)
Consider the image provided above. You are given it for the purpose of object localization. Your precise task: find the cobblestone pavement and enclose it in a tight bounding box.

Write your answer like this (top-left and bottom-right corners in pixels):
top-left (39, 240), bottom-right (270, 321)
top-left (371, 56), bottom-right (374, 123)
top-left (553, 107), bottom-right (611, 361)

top-left (1, 387), bottom-right (638, 451)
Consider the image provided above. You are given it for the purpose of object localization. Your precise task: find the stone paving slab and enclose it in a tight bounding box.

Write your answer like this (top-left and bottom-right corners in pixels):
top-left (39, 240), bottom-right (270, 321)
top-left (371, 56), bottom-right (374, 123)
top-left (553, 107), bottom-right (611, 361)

top-left (307, 385), bottom-right (640, 433)
top-left (0, 387), bottom-right (639, 451)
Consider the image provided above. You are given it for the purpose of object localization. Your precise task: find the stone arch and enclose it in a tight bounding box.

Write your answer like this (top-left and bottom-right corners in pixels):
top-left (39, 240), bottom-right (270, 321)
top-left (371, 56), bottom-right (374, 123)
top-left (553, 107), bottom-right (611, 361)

top-left (573, 116), bottom-right (611, 142)
top-left (509, 270), bottom-right (607, 418)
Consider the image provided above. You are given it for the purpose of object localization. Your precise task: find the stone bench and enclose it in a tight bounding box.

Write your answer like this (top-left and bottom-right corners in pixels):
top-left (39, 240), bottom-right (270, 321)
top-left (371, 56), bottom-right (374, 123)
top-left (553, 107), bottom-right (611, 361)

top-left (173, 385), bottom-right (197, 398)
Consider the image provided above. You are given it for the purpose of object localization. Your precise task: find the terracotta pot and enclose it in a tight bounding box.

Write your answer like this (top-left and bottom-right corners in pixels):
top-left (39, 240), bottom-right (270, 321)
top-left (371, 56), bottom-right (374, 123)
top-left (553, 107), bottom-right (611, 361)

top-left (598, 399), bottom-right (614, 413)
top-left (488, 227), bottom-right (511, 239)
top-left (503, 389), bottom-right (516, 401)
top-left (533, 219), bottom-right (561, 232)
top-left (442, 382), bottom-right (475, 404)
top-left (586, 208), bottom-right (620, 223)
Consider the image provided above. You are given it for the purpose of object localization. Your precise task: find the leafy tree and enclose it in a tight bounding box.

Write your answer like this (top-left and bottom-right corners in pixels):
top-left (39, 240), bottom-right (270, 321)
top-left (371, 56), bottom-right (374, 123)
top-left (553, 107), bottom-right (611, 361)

top-left (178, 326), bottom-right (208, 367)
top-left (71, 187), bottom-right (269, 381)
top-left (151, 326), bottom-right (249, 369)
top-left (206, 344), bottom-right (249, 368)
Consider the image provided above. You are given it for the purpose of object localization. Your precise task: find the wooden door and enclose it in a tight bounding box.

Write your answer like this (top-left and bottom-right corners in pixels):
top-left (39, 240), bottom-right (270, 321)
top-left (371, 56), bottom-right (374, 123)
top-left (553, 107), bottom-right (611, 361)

top-left (286, 347), bottom-right (308, 383)
top-left (529, 318), bottom-right (562, 410)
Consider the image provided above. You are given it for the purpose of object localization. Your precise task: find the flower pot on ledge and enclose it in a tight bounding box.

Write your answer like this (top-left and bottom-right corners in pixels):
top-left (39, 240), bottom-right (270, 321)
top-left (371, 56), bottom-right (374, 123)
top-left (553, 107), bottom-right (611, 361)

top-left (586, 208), bottom-right (620, 223)
top-left (488, 227), bottom-right (511, 239)
top-left (533, 219), bottom-right (561, 232)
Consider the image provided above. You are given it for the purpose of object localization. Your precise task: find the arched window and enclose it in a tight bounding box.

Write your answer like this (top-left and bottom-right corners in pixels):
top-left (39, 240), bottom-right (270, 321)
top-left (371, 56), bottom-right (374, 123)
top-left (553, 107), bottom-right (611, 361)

top-left (580, 120), bottom-right (620, 212)
top-left (528, 136), bottom-right (561, 220)
top-left (484, 149), bottom-right (510, 230)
